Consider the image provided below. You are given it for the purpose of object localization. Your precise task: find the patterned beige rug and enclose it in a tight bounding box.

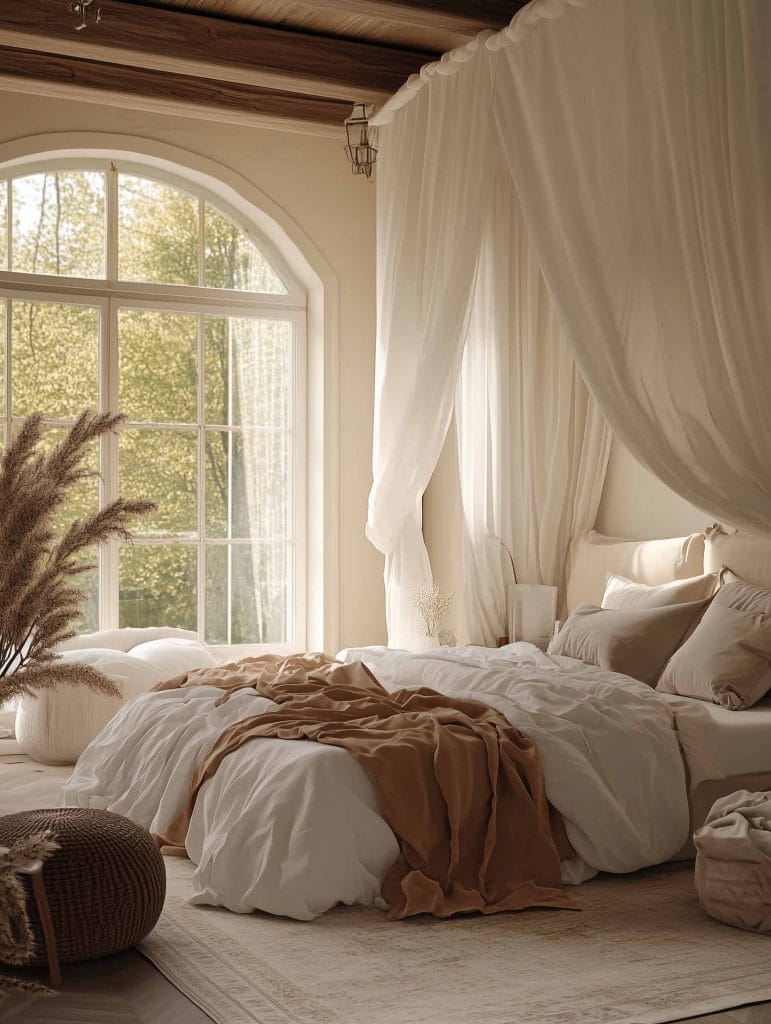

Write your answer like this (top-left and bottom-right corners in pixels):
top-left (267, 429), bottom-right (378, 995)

top-left (141, 858), bottom-right (771, 1024)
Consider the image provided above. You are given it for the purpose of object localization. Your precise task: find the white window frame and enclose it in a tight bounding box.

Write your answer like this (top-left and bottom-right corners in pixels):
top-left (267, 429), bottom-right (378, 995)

top-left (0, 158), bottom-right (308, 651)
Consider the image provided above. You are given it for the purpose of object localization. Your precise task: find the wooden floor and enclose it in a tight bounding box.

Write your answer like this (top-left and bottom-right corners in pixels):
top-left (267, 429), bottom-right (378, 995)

top-left (2, 743), bottom-right (770, 1024)
top-left (0, 950), bottom-right (213, 1023)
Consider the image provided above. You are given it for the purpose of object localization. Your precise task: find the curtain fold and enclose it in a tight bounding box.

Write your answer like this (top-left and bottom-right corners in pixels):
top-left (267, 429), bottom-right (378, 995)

top-left (492, 0), bottom-right (771, 535)
top-left (366, 58), bottom-right (493, 648)
top-left (457, 147), bottom-right (610, 646)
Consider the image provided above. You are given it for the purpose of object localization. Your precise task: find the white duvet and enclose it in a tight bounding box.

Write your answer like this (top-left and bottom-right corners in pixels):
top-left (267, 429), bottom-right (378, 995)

top-left (61, 643), bottom-right (690, 919)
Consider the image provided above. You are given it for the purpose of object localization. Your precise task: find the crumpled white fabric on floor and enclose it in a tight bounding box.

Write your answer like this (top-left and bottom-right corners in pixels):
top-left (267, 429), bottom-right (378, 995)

top-left (369, 0), bottom-right (771, 647)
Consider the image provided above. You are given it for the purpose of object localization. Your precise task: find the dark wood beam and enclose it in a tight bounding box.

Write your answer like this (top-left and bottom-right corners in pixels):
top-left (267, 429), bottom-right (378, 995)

top-left (276, 0), bottom-right (524, 35)
top-left (0, 0), bottom-right (437, 102)
top-left (0, 45), bottom-right (353, 125)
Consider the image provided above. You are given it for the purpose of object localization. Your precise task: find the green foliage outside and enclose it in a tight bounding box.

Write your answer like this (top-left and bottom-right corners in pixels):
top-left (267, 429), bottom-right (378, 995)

top-left (0, 169), bottom-right (295, 643)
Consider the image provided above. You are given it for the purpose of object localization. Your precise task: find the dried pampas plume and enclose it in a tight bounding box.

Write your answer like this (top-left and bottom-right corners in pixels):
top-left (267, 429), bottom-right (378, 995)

top-left (0, 411), bottom-right (155, 704)
top-left (0, 830), bottom-right (60, 995)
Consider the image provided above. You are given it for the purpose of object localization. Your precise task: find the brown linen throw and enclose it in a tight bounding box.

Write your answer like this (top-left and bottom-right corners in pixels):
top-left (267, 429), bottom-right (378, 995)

top-left (154, 654), bottom-right (575, 920)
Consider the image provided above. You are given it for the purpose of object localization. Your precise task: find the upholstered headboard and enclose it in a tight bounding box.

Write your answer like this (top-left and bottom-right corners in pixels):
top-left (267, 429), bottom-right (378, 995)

top-left (704, 525), bottom-right (771, 589)
top-left (566, 529), bottom-right (707, 612)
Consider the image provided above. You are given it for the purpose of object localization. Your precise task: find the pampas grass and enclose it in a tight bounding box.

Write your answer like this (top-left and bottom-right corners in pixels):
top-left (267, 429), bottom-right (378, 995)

top-left (0, 830), bottom-right (60, 995)
top-left (0, 411), bottom-right (155, 704)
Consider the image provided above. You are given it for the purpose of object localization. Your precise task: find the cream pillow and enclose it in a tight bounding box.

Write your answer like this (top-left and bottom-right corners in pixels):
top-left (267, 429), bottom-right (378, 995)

top-left (657, 580), bottom-right (771, 709)
top-left (547, 600), bottom-right (710, 685)
top-left (601, 572), bottom-right (718, 610)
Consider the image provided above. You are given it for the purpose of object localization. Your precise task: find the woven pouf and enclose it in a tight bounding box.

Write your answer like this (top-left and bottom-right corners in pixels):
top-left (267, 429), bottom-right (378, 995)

top-left (0, 808), bottom-right (165, 964)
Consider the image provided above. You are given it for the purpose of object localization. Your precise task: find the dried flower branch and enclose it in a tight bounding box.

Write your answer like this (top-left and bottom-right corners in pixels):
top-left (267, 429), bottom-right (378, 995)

top-left (410, 583), bottom-right (455, 638)
top-left (0, 411), bottom-right (155, 704)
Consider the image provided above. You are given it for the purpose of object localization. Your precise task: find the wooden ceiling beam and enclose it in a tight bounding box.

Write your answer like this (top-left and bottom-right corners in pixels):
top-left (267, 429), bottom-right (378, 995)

top-left (0, 45), bottom-right (353, 126)
top-left (0, 0), bottom-right (437, 102)
top-left (269, 0), bottom-right (524, 36)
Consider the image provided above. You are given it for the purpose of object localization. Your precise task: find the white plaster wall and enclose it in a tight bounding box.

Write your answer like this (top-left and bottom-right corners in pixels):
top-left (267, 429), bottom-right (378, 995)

top-left (594, 439), bottom-right (712, 540)
top-left (0, 92), bottom-right (385, 649)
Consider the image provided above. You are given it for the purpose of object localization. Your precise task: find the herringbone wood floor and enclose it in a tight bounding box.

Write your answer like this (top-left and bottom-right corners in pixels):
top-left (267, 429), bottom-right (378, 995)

top-left (2, 744), bottom-right (770, 1024)
top-left (0, 950), bottom-right (213, 1023)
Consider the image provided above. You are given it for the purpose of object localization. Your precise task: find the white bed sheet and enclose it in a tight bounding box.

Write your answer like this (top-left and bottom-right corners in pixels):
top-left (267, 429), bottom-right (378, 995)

top-left (659, 692), bottom-right (771, 788)
top-left (61, 643), bottom-right (691, 919)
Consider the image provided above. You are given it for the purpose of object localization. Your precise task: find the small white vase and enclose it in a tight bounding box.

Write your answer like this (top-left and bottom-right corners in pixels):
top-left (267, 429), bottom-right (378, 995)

top-left (413, 635), bottom-right (441, 652)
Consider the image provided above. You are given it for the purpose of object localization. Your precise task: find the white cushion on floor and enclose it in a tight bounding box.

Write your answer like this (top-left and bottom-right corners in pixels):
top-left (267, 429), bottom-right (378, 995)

top-left (15, 636), bottom-right (215, 766)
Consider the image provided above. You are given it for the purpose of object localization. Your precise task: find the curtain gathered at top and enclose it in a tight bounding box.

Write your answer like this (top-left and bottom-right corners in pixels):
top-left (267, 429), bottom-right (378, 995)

top-left (366, 51), bottom-right (493, 647)
top-left (368, 0), bottom-right (771, 648)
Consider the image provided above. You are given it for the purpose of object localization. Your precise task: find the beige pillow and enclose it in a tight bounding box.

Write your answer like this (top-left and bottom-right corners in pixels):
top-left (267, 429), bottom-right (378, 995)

top-left (548, 600), bottom-right (710, 685)
top-left (601, 572), bottom-right (718, 611)
top-left (566, 530), bottom-right (706, 612)
top-left (657, 580), bottom-right (771, 709)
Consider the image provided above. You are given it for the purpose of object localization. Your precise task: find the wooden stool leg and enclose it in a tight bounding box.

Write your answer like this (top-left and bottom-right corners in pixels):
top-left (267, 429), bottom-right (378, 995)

top-left (29, 867), bottom-right (61, 987)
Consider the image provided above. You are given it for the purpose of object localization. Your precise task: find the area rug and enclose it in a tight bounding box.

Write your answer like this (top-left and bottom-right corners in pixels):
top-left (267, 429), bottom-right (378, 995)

top-left (140, 858), bottom-right (771, 1024)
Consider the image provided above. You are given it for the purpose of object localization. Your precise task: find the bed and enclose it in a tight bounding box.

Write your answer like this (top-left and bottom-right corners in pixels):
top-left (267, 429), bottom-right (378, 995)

top-left (59, 524), bottom-right (771, 920)
top-left (567, 525), bottom-right (771, 858)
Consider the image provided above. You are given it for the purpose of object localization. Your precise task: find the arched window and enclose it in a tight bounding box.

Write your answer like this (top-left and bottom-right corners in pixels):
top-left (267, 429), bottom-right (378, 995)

top-left (0, 161), bottom-right (307, 647)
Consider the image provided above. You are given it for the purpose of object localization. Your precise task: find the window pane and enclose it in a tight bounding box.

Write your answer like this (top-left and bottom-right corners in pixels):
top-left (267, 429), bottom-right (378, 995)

top-left (78, 567), bottom-right (99, 634)
top-left (29, 424), bottom-right (100, 536)
top-left (120, 429), bottom-right (197, 537)
top-left (119, 309), bottom-right (197, 423)
top-left (205, 430), bottom-right (288, 540)
top-left (14, 423), bottom-right (100, 633)
top-left (204, 205), bottom-right (287, 294)
top-left (205, 543), bottom-right (288, 644)
top-left (205, 316), bottom-right (292, 428)
top-left (12, 171), bottom-right (105, 278)
top-left (120, 544), bottom-right (197, 630)
top-left (118, 175), bottom-right (198, 286)
top-left (0, 182), bottom-right (7, 271)
top-left (11, 300), bottom-right (99, 418)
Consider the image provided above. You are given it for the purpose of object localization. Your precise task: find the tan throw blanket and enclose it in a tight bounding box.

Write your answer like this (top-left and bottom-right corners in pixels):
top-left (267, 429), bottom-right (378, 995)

top-left (153, 654), bottom-right (575, 920)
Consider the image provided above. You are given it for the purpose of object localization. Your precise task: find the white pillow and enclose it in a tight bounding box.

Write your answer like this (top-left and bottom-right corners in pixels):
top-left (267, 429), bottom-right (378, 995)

top-left (59, 648), bottom-right (168, 696)
top-left (58, 626), bottom-right (200, 654)
top-left (129, 638), bottom-right (216, 682)
top-left (602, 572), bottom-right (718, 611)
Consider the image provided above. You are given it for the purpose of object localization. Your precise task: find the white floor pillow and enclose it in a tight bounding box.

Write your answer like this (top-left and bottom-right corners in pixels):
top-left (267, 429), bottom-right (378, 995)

top-left (694, 790), bottom-right (771, 934)
top-left (15, 633), bottom-right (216, 765)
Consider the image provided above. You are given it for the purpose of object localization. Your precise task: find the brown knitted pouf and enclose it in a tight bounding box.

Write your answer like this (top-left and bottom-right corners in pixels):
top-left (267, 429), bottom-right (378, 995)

top-left (0, 808), bottom-right (165, 965)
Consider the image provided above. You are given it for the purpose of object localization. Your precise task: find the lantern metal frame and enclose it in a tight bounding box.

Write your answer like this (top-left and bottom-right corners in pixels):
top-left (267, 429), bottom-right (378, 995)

top-left (343, 104), bottom-right (377, 179)
top-left (69, 0), bottom-right (101, 31)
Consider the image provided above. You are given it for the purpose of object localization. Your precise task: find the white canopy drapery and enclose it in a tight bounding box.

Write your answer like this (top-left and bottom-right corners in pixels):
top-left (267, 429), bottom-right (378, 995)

top-left (366, 50), bottom-right (493, 646)
top-left (368, 0), bottom-right (771, 648)
top-left (457, 145), bottom-right (609, 646)
top-left (491, 0), bottom-right (771, 536)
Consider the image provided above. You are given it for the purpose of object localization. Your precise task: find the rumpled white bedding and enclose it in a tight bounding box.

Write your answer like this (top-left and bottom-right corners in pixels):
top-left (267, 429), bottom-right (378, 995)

top-left (61, 643), bottom-right (690, 919)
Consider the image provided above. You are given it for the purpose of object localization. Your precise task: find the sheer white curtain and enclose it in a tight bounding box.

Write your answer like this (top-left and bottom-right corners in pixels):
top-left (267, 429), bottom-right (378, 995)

top-left (457, 148), bottom-right (610, 646)
top-left (491, 0), bottom-right (771, 535)
top-left (367, 50), bottom-right (493, 648)
top-left (370, 0), bottom-right (770, 648)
